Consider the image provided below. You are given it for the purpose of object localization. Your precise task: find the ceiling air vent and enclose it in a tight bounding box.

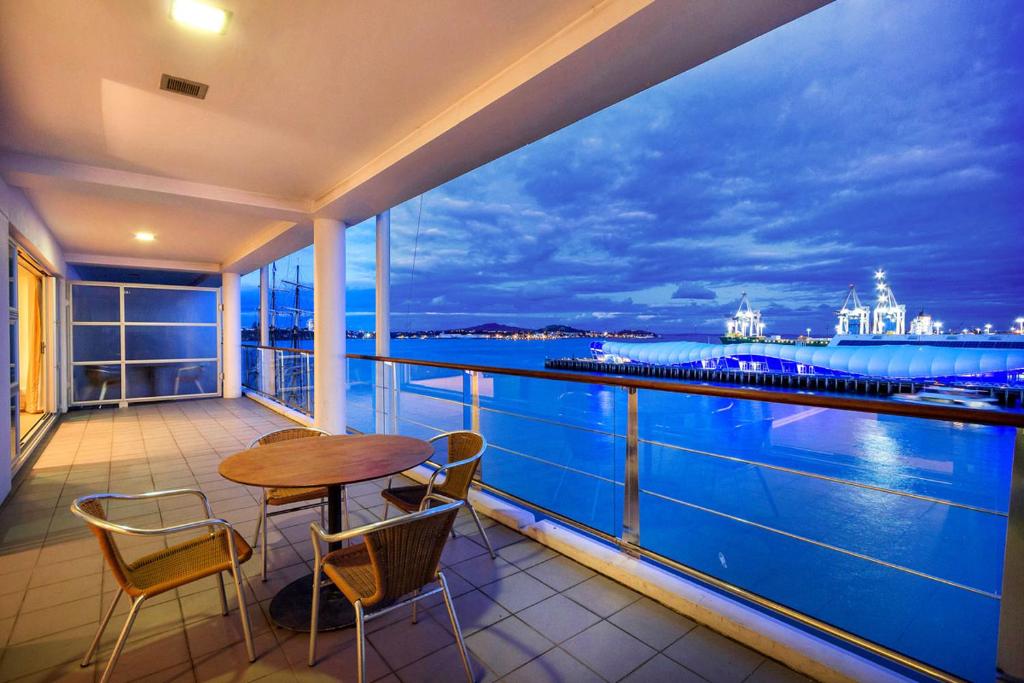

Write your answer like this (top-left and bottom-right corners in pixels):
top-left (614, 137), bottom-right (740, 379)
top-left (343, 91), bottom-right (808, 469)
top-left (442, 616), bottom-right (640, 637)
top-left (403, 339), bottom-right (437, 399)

top-left (160, 73), bottom-right (209, 99)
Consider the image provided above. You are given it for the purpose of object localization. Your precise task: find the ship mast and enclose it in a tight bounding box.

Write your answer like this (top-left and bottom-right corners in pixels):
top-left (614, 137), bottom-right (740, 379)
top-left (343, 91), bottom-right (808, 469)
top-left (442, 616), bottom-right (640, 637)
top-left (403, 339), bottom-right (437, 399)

top-left (835, 285), bottom-right (870, 335)
top-left (871, 269), bottom-right (906, 335)
top-left (271, 262), bottom-right (313, 348)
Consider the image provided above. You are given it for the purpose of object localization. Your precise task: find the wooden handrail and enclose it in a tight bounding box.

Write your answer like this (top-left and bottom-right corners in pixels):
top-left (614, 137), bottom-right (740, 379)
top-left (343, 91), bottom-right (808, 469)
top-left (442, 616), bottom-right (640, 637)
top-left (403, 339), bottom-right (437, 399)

top-left (346, 353), bottom-right (1024, 428)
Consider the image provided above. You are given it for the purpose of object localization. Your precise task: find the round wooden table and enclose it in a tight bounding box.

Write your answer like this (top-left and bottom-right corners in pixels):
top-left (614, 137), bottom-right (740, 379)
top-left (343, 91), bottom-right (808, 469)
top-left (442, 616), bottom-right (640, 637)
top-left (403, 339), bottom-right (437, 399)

top-left (219, 434), bottom-right (434, 631)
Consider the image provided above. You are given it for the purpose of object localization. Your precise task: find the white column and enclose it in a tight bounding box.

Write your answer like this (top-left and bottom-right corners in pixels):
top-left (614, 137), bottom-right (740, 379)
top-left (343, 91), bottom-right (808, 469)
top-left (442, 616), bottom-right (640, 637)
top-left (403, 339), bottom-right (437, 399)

top-left (258, 265), bottom-right (275, 395)
top-left (313, 218), bottom-right (347, 434)
top-left (222, 272), bottom-right (242, 398)
top-left (259, 266), bottom-right (271, 346)
top-left (375, 211), bottom-right (391, 434)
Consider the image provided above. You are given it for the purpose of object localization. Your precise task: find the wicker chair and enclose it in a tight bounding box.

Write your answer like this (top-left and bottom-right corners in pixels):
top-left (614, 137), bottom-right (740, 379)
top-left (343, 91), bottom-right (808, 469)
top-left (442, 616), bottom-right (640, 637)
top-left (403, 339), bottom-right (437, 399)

top-left (308, 496), bottom-right (472, 682)
top-left (249, 427), bottom-right (337, 580)
top-left (71, 490), bottom-right (255, 683)
top-left (380, 431), bottom-right (493, 558)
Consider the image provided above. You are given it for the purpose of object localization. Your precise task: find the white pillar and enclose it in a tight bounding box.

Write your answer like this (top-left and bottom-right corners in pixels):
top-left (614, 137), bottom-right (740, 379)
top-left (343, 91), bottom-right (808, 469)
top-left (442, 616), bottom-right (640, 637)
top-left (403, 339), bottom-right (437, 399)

top-left (375, 211), bottom-right (391, 434)
top-left (313, 218), bottom-right (347, 434)
top-left (258, 265), bottom-right (275, 395)
top-left (259, 266), bottom-right (271, 346)
top-left (222, 272), bottom-right (242, 398)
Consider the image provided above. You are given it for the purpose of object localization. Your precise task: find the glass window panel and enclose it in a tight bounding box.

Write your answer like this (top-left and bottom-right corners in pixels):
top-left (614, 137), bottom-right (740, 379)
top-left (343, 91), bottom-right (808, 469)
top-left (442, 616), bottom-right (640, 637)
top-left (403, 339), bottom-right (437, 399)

top-left (124, 288), bottom-right (217, 323)
top-left (126, 361), bottom-right (217, 399)
top-left (73, 364), bottom-right (121, 402)
top-left (72, 326), bottom-right (121, 362)
top-left (125, 325), bottom-right (217, 360)
top-left (72, 285), bottom-right (120, 322)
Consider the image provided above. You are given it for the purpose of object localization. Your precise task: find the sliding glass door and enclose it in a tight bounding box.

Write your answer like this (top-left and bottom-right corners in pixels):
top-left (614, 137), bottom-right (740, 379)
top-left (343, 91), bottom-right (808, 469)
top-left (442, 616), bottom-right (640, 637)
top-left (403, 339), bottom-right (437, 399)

top-left (9, 242), bottom-right (58, 473)
top-left (69, 282), bottom-right (221, 406)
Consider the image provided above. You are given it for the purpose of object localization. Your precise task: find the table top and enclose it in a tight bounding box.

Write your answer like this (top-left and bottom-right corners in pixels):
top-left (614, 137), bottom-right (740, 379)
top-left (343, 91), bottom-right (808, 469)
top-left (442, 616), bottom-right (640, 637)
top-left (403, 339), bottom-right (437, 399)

top-left (218, 434), bottom-right (434, 488)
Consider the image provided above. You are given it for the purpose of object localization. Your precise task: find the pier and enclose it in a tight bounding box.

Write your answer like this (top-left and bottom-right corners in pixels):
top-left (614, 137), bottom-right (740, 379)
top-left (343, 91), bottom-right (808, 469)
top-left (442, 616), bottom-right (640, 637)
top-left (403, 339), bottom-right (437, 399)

top-left (545, 357), bottom-right (1024, 407)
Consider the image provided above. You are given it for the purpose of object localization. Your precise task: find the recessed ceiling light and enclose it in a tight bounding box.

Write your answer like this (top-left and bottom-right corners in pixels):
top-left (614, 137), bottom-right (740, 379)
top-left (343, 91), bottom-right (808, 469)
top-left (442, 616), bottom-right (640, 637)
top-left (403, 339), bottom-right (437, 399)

top-left (171, 0), bottom-right (231, 34)
top-left (134, 232), bottom-right (156, 242)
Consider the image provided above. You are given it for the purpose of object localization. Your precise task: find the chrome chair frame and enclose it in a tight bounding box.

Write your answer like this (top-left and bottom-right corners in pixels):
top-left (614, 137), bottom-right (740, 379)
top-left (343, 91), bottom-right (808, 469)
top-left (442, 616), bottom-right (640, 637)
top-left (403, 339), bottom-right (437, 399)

top-left (71, 489), bottom-right (254, 683)
top-left (248, 427), bottom-right (341, 581)
top-left (382, 431), bottom-right (494, 558)
top-left (308, 496), bottom-right (473, 683)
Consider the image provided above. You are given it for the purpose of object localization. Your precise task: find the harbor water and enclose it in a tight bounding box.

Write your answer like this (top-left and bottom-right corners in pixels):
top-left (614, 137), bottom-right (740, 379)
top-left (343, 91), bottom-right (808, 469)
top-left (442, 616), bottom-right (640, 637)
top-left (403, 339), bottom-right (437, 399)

top-left (339, 337), bottom-right (1012, 681)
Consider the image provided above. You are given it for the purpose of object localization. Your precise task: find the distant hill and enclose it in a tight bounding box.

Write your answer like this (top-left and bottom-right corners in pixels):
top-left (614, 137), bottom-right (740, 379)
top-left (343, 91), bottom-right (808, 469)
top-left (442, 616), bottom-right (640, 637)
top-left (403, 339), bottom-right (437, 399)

top-left (459, 322), bottom-right (531, 333)
top-left (537, 324), bottom-right (589, 334)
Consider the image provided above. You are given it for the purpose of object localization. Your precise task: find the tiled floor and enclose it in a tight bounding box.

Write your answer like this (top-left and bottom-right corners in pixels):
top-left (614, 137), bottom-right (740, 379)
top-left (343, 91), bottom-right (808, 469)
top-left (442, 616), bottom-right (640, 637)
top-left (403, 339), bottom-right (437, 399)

top-left (0, 398), bottom-right (811, 682)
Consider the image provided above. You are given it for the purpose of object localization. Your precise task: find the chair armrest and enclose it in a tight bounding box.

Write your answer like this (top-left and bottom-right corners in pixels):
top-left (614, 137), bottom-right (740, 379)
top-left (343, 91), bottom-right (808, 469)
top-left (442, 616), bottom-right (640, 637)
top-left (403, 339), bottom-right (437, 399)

top-left (418, 492), bottom-right (459, 511)
top-left (310, 497), bottom-right (465, 549)
top-left (74, 489), bottom-right (215, 518)
top-left (73, 513), bottom-right (234, 538)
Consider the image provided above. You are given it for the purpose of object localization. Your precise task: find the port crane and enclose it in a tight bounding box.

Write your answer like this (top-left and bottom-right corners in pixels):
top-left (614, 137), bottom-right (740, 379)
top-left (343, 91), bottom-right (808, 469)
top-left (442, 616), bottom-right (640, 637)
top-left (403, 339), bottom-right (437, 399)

top-left (726, 293), bottom-right (765, 338)
top-left (835, 285), bottom-right (870, 335)
top-left (871, 269), bottom-right (906, 334)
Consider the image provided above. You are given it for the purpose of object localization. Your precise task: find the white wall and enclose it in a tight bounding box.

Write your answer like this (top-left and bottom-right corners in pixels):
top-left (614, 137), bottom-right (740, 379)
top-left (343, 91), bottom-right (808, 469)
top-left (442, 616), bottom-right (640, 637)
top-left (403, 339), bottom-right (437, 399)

top-left (0, 176), bottom-right (66, 503)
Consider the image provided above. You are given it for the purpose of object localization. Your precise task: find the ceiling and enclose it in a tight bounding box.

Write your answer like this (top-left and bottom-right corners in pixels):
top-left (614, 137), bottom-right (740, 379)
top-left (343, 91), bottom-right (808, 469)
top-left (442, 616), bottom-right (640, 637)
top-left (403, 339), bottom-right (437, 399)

top-left (0, 0), bottom-right (599, 199)
top-left (20, 185), bottom-right (282, 264)
top-left (0, 0), bottom-right (828, 271)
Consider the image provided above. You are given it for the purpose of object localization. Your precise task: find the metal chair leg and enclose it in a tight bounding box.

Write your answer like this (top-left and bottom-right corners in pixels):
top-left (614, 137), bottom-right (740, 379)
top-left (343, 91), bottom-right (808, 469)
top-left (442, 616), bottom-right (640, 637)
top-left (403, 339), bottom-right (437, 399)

top-left (230, 563), bottom-right (256, 662)
top-left (99, 595), bottom-right (145, 683)
top-left (411, 589), bottom-right (419, 624)
top-left (308, 558), bottom-right (322, 666)
top-left (216, 572), bottom-right (229, 615)
top-left (355, 601), bottom-right (367, 683)
top-left (382, 502), bottom-right (390, 520)
top-left (439, 572), bottom-right (473, 682)
top-left (342, 486), bottom-right (350, 531)
top-left (260, 495), bottom-right (269, 582)
top-left (467, 502), bottom-right (495, 559)
top-left (82, 588), bottom-right (122, 667)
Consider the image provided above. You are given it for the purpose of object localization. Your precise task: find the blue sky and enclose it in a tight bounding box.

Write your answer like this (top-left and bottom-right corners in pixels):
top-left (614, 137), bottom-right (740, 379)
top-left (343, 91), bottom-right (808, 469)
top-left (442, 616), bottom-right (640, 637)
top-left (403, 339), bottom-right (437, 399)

top-left (245, 0), bottom-right (1024, 335)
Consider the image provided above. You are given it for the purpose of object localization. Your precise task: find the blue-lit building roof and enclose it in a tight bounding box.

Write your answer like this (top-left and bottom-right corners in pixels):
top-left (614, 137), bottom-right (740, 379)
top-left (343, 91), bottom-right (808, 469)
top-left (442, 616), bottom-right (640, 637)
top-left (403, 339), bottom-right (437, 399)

top-left (592, 340), bottom-right (1024, 384)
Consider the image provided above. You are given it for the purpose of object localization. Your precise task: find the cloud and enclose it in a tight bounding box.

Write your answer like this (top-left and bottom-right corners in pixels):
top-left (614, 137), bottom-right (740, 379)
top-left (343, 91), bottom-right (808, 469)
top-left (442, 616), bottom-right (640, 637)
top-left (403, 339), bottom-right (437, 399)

top-left (328, 0), bottom-right (1024, 334)
top-left (671, 284), bottom-right (717, 301)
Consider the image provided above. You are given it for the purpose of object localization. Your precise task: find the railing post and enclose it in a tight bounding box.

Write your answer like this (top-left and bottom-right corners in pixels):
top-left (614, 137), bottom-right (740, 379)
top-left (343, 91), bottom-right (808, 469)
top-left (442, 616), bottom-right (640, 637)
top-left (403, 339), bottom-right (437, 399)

top-left (470, 371), bottom-right (481, 433)
top-left (376, 361), bottom-right (392, 435)
top-left (389, 362), bottom-right (399, 435)
top-left (622, 386), bottom-right (640, 547)
top-left (998, 427), bottom-right (1024, 679)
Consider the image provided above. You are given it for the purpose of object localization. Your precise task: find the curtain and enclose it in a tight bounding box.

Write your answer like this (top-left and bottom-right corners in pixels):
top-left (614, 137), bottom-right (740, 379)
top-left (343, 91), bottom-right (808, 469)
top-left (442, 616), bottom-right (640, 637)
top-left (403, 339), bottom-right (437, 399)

top-left (17, 264), bottom-right (44, 414)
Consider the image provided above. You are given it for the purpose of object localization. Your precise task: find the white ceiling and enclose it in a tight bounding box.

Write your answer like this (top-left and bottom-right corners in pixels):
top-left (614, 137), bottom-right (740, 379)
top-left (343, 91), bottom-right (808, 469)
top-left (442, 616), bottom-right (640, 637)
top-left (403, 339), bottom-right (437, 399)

top-left (21, 185), bottom-right (282, 265)
top-left (0, 0), bottom-right (599, 199)
top-left (0, 0), bottom-right (828, 271)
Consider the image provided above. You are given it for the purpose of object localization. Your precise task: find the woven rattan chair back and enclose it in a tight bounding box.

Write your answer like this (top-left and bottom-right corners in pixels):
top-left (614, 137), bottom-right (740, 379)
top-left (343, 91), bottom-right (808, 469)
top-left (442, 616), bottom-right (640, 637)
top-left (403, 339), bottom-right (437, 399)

top-left (250, 426), bottom-right (329, 448)
top-left (432, 431), bottom-right (484, 499)
top-left (362, 503), bottom-right (460, 609)
top-left (78, 497), bottom-right (135, 591)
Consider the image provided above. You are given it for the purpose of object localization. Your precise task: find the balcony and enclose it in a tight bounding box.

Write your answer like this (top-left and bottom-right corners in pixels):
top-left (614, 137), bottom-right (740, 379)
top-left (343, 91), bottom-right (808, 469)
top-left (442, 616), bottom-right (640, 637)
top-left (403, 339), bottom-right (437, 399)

top-left (0, 397), bottom-right (807, 682)
top-left (1, 1), bottom-right (1022, 681)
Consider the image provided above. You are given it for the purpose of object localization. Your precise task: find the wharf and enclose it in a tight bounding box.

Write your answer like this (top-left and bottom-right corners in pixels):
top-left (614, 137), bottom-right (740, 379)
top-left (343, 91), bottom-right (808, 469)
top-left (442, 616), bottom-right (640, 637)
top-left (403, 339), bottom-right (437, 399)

top-left (544, 358), bottom-right (1024, 407)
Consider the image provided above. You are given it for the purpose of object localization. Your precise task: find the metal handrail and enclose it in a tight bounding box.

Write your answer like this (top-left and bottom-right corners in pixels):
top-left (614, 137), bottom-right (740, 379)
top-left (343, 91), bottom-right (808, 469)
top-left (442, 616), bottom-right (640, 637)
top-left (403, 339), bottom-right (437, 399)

top-left (348, 353), bottom-right (1024, 428)
top-left (353, 352), bottom-right (1021, 683)
top-left (244, 343), bottom-right (313, 355)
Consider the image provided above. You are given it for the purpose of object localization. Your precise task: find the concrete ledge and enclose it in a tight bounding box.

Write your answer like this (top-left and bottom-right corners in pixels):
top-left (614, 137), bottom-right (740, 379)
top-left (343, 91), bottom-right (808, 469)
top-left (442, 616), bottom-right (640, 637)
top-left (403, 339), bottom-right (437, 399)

top-left (404, 464), bottom-right (910, 683)
top-left (242, 391), bottom-right (313, 426)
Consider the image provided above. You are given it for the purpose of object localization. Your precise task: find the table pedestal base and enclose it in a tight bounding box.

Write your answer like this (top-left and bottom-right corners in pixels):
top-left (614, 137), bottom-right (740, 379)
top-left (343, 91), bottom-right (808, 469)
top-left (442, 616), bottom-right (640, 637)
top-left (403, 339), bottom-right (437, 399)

top-left (269, 574), bottom-right (355, 632)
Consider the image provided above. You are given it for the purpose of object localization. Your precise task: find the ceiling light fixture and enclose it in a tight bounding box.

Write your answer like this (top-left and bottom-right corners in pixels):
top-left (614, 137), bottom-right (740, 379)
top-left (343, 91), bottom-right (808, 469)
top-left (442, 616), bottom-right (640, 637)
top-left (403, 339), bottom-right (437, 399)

top-left (171, 0), bottom-right (231, 34)
top-left (134, 232), bottom-right (156, 242)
